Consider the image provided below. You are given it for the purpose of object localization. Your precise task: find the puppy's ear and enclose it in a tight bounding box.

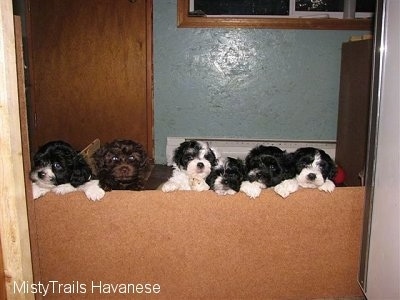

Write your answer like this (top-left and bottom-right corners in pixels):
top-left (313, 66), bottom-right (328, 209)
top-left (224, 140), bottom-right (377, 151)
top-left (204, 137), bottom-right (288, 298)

top-left (281, 152), bottom-right (296, 180)
top-left (172, 145), bottom-right (184, 166)
top-left (70, 155), bottom-right (92, 187)
top-left (203, 145), bottom-right (221, 167)
top-left (237, 158), bottom-right (246, 176)
top-left (320, 150), bottom-right (337, 180)
top-left (210, 147), bottom-right (221, 160)
top-left (328, 162), bottom-right (338, 181)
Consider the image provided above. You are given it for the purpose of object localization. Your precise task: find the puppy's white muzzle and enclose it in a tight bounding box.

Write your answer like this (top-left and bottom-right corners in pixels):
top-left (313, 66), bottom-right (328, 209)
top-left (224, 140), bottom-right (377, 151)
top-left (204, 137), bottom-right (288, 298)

top-left (30, 166), bottom-right (57, 189)
top-left (186, 159), bottom-right (212, 179)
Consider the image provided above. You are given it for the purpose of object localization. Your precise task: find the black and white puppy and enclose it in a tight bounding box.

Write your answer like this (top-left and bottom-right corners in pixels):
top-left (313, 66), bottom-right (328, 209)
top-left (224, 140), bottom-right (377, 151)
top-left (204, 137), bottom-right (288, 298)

top-left (162, 140), bottom-right (219, 192)
top-left (206, 157), bottom-right (245, 195)
top-left (274, 147), bottom-right (337, 198)
top-left (240, 145), bottom-right (294, 198)
top-left (30, 140), bottom-right (105, 201)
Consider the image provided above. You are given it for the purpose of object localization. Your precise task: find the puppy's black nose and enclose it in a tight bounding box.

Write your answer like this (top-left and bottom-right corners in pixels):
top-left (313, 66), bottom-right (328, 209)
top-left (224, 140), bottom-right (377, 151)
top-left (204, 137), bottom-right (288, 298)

top-left (197, 162), bottom-right (204, 169)
top-left (307, 173), bottom-right (317, 181)
top-left (38, 171), bottom-right (46, 179)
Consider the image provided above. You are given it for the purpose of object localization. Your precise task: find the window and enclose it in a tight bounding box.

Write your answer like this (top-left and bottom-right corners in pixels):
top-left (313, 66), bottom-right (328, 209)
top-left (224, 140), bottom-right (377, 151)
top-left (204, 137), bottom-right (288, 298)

top-left (190, 0), bottom-right (290, 16)
top-left (178, 0), bottom-right (374, 30)
top-left (190, 0), bottom-right (374, 18)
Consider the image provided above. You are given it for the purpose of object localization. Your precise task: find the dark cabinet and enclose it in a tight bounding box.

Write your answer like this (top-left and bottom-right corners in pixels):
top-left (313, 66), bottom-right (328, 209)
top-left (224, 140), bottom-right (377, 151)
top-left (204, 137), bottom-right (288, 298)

top-left (335, 39), bottom-right (373, 186)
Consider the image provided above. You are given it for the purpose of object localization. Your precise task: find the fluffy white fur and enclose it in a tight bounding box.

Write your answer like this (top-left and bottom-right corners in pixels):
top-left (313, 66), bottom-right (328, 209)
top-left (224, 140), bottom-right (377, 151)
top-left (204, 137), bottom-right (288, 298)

top-left (240, 180), bottom-right (266, 199)
top-left (186, 157), bottom-right (213, 178)
top-left (162, 168), bottom-right (192, 192)
top-left (32, 180), bottom-right (105, 201)
top-left (274, 178), bottom-right (335, 198)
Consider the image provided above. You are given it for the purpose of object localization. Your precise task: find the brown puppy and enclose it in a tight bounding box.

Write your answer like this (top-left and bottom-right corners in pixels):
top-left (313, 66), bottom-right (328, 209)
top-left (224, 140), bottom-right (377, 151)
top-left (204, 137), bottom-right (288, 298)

top-left (93, 139), bottom-right (149, 191)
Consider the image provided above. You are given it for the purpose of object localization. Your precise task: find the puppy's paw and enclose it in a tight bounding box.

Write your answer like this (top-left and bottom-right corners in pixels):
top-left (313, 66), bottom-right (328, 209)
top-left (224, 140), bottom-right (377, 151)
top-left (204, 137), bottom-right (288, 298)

top-left (274, 179), bottom-right (299, 198)
top-left (318, 179), bottom-right (335, 193)
top-left (274, 183), bottom-right (290, 198)
top-left (32, 182), bottom-right (49, 199)
top-left (215, 189), bottom-right (236, 196)
top-left (52, 183), bottom-right (76, 195)
top-left (240, 181), bottom-right (261, 199)
top-left (161, 181), bottom-right (179, 192)
top-left (85, 187), bottom-right (105, 201)
top-left (81, 180), bottom-right (105, 201)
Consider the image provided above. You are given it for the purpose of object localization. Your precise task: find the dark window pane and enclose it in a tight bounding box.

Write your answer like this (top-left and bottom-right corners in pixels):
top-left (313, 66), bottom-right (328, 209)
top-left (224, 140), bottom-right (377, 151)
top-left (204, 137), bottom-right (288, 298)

top-left (295, 0), bottom-right (343, 12)
top-left (356, 0), bottom-right (375, 12)
top-left (192, 0), bottom-right (374, 16)
top-left (194, 0), bottom-right (290, 16)
top-left (295, 0), bottom-right (375, 12)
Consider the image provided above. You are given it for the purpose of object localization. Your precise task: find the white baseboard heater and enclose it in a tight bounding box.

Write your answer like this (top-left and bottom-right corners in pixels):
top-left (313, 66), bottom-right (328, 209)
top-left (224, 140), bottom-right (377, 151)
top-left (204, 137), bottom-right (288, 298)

top-left (166, 137), bottom-right (336, 165)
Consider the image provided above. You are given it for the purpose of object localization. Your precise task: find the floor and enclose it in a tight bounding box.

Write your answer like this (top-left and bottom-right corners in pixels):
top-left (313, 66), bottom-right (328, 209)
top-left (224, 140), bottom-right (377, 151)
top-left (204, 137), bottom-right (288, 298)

top-left (144, 164), bottom-right (172, 190)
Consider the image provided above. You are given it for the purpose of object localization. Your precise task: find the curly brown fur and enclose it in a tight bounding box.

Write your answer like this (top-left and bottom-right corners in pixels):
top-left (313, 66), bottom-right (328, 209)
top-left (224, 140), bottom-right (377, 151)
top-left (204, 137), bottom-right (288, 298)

top-left (93, 139), bottom-right (149, 191)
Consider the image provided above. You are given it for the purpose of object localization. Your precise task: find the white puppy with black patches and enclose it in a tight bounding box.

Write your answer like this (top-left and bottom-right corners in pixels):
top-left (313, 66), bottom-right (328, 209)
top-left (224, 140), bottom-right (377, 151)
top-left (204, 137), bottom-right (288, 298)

top-left (162, 140), bottom-right (219, 192)
top-left (274, 147), bottom-right (337, 198)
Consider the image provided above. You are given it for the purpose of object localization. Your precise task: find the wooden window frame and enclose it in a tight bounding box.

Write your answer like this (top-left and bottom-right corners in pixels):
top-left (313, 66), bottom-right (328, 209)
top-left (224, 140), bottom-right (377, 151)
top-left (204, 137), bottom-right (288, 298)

top-left (177, 0), bottom-right (373, 30)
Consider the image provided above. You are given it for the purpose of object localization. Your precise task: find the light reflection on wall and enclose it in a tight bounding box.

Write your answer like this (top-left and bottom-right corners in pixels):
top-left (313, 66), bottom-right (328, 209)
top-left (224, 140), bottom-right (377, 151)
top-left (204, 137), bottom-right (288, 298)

top-left (153, 1), bottom-right (368, 163)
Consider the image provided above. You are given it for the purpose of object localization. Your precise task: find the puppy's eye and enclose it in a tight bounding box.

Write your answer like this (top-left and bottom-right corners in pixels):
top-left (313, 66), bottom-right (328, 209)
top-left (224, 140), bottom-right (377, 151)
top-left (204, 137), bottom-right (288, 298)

top-left (269, 165), bottom-right (276, 171)
top-left (298, 161), bottom-right (307, 168)
top-left (128, 156), bottom-right (135, 161)
top-left (112, 156), bottom-right (120, 162)
top-left (53, 162), bottom-right (62, 170)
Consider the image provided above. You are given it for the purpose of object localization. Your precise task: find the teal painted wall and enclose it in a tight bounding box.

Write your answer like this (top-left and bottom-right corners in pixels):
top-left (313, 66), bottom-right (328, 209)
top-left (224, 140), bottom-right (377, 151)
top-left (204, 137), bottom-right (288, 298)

top-left (153, 0), bottom-right (368, 163)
